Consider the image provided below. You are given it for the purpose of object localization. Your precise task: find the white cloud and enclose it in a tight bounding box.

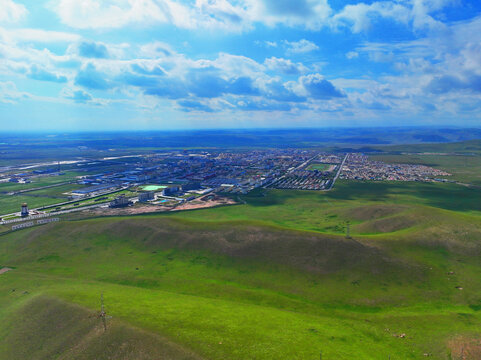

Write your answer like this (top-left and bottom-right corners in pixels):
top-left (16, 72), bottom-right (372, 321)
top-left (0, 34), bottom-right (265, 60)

top-left (51, 0), bottom-right (169, 29)
top-left (47, 0), bottom-right (457, 35)
top-left (411, 0), bottom-right (454, 31)
top-left (212, 52), bottom-right (265, 77)
top-left (284, 39), bottom-right (319, 54)
top-left (48, 0), bottom-right (333, 32)
top-left (346, 51), bottom-right (359, 59)
top-left (0, 0), bottom-right (27, 23)
top-left (0, 81), bottom-right (30, 103)
top-left (332, 1), bottom-right (410, 33)
top-left (356, 15), bottom-right (481, 76)
top-left (251, 0), bottom-right (332, 30)
top-left (331, 15), bottom-right (481, 118)
top-left (264, 57), bottom-right (307, 75)
top-left (49, 0), bottom-right (250, 31)
top-left (2, 1), bottom-right (478, 121)
top-left (0, 28), bottom-right (81, 43)
top-left (139, 41), bottom-right (176, 58)
top-left (331, 0), bottom-right (456, 33)
top-left (184, 0), bottom-right (251, 31)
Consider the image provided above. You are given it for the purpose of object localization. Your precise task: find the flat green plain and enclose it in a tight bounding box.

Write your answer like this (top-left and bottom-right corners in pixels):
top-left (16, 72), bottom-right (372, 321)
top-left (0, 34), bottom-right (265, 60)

top-left (0, 171), bottom-right (88, 215)
top-left (0, 184), bottom-right (85, 215)
top-left (0, 171), bottom-right (86, 193)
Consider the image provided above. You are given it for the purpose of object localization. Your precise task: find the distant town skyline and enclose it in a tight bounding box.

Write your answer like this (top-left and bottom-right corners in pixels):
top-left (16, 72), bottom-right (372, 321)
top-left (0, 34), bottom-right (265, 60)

top-left (1, 0), bottom-right (481, 131)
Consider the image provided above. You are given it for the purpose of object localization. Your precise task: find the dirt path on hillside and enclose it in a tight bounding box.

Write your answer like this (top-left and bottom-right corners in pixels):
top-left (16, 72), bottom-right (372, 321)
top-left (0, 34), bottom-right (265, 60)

top-left (0, 267), bottom-right (12, 274)
top-left (87, 205), bottom-right (170, 216)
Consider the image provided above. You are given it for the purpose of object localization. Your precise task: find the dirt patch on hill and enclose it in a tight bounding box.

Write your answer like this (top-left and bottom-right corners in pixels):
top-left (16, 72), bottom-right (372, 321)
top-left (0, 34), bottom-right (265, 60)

top-left (355, 214), bottom-right (419, 234)
top-left (84, 195), bottom-right (236, 216)
top-left (87, 204), bottom-right (170, 216)
top-left (448, 336), bottom-right (481, 360)
top-left (0, 267), bottom-right (12, 274)
top-left (171, 196), bottom-right (236, 211)
top-left (344, 204), bottom-right (408, 221)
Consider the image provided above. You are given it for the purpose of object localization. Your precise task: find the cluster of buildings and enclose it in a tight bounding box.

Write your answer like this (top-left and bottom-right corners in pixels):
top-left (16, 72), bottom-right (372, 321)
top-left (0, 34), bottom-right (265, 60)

top-left (71, 149), bottom-right (324, 196)
top-left (340, 153), bottom-right (451, 182)
top-left (318, 154), bottom-right (344, 164)
top-left (71, 183), bottom-right (120, 199)
top-left (2, 149), bottom-right (458, 221)
top-left (269, 154), bottom-right (343, 190)
top-left (71, 151), bottom-right (452, 195)
top-left (6, 176), bottom-right (31, 184)
top-left (270, 169), bottom-right (335, 190)
top-left (109, 195), bottom-right (133, 208)
top-left (0, 165), bottom-right (65, 185)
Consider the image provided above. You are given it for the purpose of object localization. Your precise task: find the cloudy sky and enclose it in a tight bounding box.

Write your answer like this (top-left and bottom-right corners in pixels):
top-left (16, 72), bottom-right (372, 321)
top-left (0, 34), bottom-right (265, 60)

top-left (1, 0), bottom-right (481, 131)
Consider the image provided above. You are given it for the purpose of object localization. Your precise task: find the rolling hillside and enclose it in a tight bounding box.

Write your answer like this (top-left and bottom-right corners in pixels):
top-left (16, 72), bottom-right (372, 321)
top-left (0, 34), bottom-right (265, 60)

top-left (1, 179), bottom-right (481, 359)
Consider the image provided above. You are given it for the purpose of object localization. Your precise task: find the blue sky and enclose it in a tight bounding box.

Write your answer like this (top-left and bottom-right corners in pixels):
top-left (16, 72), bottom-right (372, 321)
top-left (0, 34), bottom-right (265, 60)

top-left (1, 0), bottom-right (481, 131)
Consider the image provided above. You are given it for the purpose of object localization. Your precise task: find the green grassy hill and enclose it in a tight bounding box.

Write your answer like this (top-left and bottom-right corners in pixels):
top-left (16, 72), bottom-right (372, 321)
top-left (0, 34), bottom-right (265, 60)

top-left (0, 296), bottom-right (201, 360)
top-left (1, 180), bottom-right (481, 359)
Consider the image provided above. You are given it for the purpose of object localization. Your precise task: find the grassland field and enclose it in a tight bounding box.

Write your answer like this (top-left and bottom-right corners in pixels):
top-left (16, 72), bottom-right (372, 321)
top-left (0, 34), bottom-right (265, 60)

top-left (0, 171), bottom-right (88, 193)
top-left (0, 170), bottom-right (94, 215)
top-left (1, 178), bottom-right (481, 359)
top-left (0, 184), bottom-right (88, 215)
top-left (373, 139), bottom-right (481, 155)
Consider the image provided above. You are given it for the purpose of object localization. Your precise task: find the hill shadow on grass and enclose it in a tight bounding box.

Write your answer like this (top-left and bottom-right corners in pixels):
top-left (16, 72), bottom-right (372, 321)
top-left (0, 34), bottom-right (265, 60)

top-left (242, 188), bottom-right (311, 207)
top-left (232, 181), bottom-right (480, 214)
top-left (326, 181), bottom-right (481, 213)
top-left (415, 183), bottom-right (481, 212)
top-left (324, 182), bottom-right (392, 202)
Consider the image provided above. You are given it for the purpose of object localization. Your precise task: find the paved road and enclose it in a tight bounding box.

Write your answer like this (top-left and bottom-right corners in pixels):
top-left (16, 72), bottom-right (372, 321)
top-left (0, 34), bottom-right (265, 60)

top-left (264, 154), bottom-right (319, 188)
top-left (324, 153), bottom-right (348, 191)
top-left (7, 181), bottom-right (74, 195)
top-left (0, 192), bottom-right (187, 225)
top-left (294, 155), bottom-right (319, 171)
top-left (266, 153), bottom-right (348, 191)
top-left (0, 187), bottom-right (131, 223)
